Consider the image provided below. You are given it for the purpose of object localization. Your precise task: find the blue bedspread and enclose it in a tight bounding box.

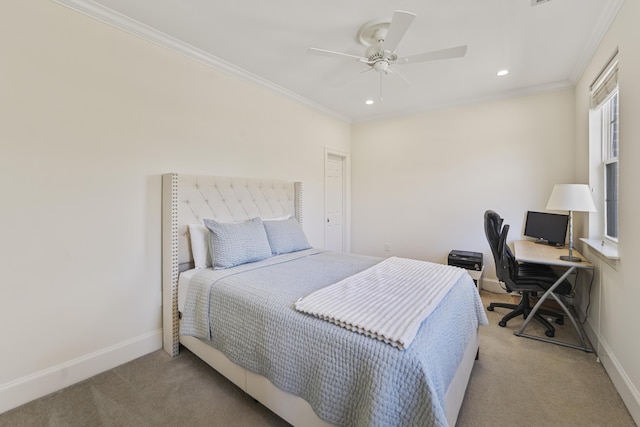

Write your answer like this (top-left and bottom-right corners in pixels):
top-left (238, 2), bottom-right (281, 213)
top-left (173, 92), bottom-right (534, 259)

top-left (181, 249), bottom-right (488, 427)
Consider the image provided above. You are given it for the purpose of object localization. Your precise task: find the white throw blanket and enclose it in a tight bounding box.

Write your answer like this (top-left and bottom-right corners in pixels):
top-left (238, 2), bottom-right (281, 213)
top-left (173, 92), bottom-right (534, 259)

top-left (294, 257), bottom-right (466, 350)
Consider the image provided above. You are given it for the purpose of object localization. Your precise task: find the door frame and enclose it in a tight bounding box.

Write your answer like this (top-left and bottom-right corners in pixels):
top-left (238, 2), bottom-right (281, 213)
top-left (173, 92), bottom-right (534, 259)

top-left (324, 147), bottom-right (351, 253)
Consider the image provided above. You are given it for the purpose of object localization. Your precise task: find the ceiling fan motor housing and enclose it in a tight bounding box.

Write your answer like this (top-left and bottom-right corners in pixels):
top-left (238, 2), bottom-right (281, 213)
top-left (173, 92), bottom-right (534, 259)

top-left (366, 45), bottom-right (383, 61)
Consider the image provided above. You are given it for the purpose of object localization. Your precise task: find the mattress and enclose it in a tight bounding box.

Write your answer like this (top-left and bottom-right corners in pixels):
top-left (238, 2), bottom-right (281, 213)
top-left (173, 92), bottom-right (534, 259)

top-left (178, 268), bottom-right (198, 313)
top-left (180, 249), bottom-right (488, 426)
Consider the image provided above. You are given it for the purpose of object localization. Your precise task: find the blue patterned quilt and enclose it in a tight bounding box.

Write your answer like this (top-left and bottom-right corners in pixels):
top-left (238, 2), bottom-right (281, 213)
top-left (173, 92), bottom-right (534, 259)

top-left (181, 249), bottom-right (488, 427)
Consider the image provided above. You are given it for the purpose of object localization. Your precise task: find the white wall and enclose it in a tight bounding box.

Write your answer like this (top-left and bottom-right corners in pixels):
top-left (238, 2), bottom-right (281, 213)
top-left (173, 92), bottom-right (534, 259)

top-left (0, 0), bottom-right (349, 412)
top-left (351, 89), bottom-right (576, 289)
top-left (573, 0), bottom-right (640, 422)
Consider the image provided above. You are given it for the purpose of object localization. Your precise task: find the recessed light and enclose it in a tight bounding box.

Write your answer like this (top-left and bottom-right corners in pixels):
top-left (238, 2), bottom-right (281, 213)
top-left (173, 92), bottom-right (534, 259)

top-left (365, 99), bottom-right (374, 105)
top-left (497, 69), bottom-right (509, 77)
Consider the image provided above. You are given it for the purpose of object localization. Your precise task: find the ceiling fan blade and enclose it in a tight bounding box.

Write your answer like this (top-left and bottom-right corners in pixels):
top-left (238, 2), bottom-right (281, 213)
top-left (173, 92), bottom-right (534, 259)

top-left (397, 45), bottom-right (468, 65)
top-left (382, 10), bottom-right (416, 53)
top-left (387, 68), bottom-right (414, 88)
top-left (307, 47), bottom-right (368, 62)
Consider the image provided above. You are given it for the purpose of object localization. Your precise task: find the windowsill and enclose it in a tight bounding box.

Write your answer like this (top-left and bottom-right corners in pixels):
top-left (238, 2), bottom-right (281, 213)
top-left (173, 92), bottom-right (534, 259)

top-left (580, 238), bottom-right (620, 260)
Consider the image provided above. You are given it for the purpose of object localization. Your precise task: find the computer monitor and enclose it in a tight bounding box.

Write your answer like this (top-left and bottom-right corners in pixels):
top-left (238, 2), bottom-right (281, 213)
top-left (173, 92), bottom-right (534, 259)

top-left (523, 211), bottom-right (569, 247)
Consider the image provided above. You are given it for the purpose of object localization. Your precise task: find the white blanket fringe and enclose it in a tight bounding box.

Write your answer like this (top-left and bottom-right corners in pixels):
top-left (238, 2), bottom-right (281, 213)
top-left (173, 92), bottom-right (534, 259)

top-left (295, 257), bottom-right (466, 350)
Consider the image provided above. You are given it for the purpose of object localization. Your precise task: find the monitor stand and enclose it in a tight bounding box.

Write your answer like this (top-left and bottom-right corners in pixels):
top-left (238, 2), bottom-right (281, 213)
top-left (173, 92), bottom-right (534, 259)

top-left (533, 239), bottom-right (563, 247)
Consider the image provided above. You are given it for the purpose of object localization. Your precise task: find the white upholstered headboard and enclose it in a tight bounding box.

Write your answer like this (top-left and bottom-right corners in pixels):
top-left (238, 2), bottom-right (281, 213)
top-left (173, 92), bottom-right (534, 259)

top-left (162, 173), bottom-right (303, 356)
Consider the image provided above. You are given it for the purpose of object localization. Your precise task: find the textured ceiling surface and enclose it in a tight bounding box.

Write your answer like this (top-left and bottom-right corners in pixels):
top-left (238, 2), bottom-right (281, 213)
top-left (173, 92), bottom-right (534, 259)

top-left (61, 0), bottom-right (623, 122)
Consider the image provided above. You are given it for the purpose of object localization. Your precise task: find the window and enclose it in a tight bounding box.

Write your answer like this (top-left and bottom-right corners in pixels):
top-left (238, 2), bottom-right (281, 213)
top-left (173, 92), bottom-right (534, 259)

top-left (602, 91), bottom-right (619, 240)
top-left (589, 52), bottom-right (619, 244)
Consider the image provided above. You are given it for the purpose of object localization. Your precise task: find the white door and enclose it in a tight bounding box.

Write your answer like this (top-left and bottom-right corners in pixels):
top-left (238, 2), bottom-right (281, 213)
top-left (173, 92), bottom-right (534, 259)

top-left (325, 153), bottom-right (345, 252)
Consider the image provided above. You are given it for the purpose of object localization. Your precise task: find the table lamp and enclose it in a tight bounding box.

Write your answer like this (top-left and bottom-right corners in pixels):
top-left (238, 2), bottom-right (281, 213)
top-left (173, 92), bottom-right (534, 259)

top-left (546, 184), bottom-right (596, 262)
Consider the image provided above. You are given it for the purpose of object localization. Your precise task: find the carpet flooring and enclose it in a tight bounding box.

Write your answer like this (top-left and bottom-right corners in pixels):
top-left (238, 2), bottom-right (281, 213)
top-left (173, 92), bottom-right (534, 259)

top-left (1, 291), bottom-right (636, 426)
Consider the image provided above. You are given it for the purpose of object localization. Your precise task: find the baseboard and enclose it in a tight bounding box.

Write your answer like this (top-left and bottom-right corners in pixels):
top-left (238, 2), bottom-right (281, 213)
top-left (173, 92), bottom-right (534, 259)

top-left (0, 329), bottom-right (162, 414)
top-left (583, 318), bottom-right (640, 425)
top-left (480, 277), bottom-right (507, 294)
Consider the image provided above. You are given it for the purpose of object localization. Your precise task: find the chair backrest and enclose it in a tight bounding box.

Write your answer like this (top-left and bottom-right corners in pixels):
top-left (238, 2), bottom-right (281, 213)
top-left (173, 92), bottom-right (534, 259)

top-left (484, 210), bottom-right (519, 288)
top-left (484, 210), bottom-right (503, 267)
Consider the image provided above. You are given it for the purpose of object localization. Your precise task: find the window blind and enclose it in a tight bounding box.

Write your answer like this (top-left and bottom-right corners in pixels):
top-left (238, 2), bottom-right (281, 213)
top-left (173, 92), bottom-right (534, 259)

top-left (590, 50), bottom-right (618, 108)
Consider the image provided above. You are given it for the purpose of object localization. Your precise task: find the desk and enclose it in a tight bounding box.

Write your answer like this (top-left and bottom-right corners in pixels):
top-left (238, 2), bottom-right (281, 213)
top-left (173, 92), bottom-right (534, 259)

top-left (513, 240), bottom-right (594, 352)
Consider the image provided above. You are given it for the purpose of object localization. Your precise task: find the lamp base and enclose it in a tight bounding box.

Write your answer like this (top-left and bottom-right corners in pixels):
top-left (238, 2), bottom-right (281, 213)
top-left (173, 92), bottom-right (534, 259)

top-left (560, 255), bottom-right (582, 262)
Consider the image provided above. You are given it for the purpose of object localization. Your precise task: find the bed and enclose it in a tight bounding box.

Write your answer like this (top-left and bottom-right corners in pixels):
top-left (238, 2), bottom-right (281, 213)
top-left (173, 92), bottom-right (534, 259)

top-left (162, 173), bottom-right (488, 427)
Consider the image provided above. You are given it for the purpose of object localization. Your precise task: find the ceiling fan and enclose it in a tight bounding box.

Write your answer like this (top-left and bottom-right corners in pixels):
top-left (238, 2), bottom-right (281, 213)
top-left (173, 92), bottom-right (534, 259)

top-left (307, 10), bottom-right (467, 101)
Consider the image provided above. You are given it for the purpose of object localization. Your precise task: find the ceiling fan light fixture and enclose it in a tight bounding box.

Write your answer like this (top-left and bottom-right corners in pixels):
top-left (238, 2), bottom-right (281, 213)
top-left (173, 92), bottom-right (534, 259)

top-left (373, 61), bottom-right (389, 72)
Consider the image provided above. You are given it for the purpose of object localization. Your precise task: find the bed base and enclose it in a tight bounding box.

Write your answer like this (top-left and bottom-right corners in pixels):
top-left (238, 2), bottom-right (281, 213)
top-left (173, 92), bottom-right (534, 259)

top-left (180, 330), bottom-right (479, 427)
top-left (180, 335), bottom-right (333, 427)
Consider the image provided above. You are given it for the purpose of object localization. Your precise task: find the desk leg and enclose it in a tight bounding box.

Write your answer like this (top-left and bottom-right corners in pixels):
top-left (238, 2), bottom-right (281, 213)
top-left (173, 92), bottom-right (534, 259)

top-left (514, 266), bottom-right (593, 352)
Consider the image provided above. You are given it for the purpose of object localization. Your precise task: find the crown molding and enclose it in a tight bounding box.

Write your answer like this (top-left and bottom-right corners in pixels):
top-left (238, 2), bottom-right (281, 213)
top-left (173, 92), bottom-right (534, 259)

top-left (51, 0), bottom-right (350, 123)
top-left (50, 0), bottom-right (622, 124)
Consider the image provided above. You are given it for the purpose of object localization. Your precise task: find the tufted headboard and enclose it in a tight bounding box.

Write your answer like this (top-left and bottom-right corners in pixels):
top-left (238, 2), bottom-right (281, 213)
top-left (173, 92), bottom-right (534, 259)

top-left (161, 173), bottom-right (303, 356)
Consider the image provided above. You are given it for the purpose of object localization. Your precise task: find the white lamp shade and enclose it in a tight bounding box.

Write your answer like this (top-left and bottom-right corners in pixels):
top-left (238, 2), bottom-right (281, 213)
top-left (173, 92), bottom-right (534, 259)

top-left (546, 184), bottom-right (597, 212)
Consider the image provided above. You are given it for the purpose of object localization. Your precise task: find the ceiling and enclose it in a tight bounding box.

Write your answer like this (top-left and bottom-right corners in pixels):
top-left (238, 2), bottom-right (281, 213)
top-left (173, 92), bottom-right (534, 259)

top-left (57, 0), bottom-right (623, 122)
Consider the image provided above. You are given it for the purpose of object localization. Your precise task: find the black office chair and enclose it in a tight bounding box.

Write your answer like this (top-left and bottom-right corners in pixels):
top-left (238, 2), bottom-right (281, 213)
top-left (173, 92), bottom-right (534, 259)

top-left (484, 210), bottom-right (572, 338)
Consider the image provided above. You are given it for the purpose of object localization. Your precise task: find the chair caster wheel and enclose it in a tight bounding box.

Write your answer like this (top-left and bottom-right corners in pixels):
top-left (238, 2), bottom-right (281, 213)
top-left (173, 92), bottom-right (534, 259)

top-left (487, 306), bottom-right (494, 311)
top-left (545, 330), bottom-right (555, 338)
top-left (498, 320), bottom-right (507, 327)
top-left (555, 318), bottom-right (564, 325)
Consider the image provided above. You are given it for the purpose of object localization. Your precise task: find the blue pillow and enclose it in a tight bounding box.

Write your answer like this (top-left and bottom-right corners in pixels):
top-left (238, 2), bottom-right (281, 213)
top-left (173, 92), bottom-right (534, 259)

top-left (203, 217), bottom-right (272, 269)
top-left (263, 217), bottom-right (311, 255)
